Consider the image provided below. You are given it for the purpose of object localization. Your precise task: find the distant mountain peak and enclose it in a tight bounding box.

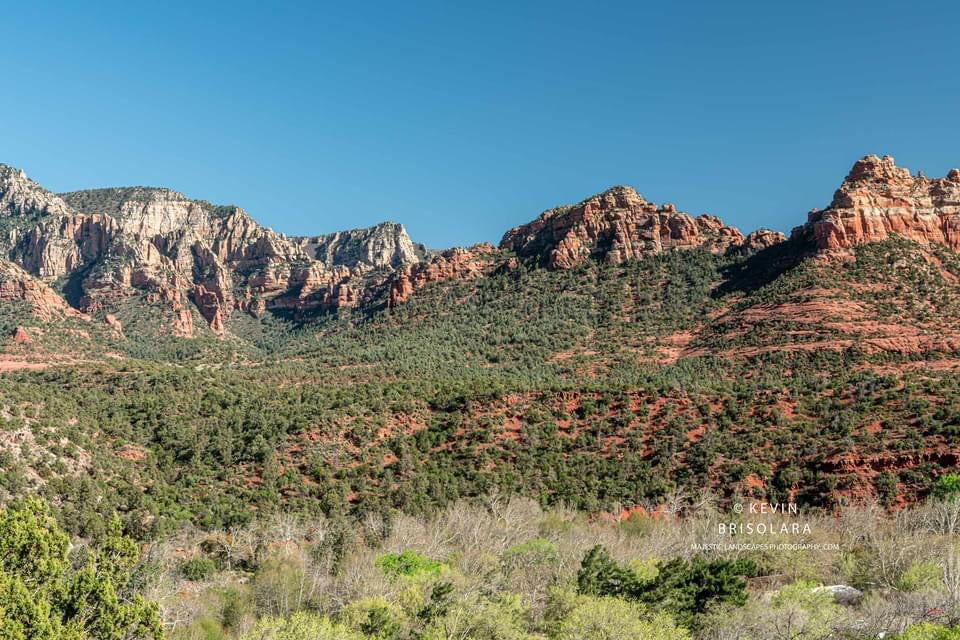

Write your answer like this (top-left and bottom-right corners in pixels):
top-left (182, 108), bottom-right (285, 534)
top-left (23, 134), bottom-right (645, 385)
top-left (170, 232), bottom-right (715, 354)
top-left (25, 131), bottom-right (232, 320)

top-left (500, 185), bottom-right (774, 269)
top-left (798, 155), bottom-right (960, 251)
top-left (303, 221), bottom-right (427, 270)
top-left (0, 164), bottom-right (71, 220)
top-left (0, 163), bottom-right (431, 336)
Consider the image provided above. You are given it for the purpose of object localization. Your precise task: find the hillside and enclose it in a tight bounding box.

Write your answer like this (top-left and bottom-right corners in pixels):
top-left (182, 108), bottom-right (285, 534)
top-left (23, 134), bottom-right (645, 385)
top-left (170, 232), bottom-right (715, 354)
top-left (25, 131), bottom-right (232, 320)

top-left (0, 155), bottom-right (959, 538)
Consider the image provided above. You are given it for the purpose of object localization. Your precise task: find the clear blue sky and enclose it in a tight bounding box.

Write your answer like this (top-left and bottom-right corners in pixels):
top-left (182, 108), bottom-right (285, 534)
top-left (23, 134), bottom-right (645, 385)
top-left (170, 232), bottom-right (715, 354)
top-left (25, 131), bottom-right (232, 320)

top-left (3, 1), bottom-right (959, 248)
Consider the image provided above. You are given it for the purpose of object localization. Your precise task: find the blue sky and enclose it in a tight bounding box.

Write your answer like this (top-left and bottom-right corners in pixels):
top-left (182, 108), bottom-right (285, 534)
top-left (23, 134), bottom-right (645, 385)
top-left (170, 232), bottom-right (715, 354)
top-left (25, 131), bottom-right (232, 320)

top-left (3, 1), bottom-right (959, 248)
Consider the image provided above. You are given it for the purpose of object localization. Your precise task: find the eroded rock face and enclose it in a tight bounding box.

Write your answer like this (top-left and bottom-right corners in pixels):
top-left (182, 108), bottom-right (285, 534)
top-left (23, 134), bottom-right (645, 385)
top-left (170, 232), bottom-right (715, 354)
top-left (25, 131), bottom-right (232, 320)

top-left (0, 259), bottom-right (83, 321)
top-left (0, 169), bottom-right (428, 335)
top-left (500, 186), bottom-right (759, 269)
top-left (302, 222), bottom-right (426, 269)
top-left (388, 244), bottom-right (499, 307)
top-left (740, 229), bottom-right (787, 253)
top-left (0, 165), bottom-right (71, 219)
top-left (62, 187), bottom-right (211, 237)
top-left (799, 155), bottom-right (960, 251)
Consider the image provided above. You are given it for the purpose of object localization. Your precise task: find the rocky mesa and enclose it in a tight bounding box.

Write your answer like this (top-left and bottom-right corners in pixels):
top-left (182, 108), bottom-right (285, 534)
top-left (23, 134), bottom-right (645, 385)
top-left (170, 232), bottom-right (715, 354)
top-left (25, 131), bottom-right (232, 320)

top-left (8, 154), bottom-right (960, 342)
top-left (797, 154), bottom-right (960, 252)
top-left (0, 166), bottom-right (429, 335)
top-left (500, 185), bottom-right (783, 269)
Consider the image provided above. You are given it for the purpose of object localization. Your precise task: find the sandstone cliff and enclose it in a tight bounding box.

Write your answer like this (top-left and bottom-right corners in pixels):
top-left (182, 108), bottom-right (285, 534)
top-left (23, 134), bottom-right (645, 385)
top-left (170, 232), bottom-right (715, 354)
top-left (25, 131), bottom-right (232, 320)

top-left (499, 185), bottom-right (773, 269)
top-left (388, 243), bottom-right (500, 307)
top-left (301, 222), bottom-right (427, 270)
top-left (797, 155), bottom-right (960, 252)
top-left (0, 259), bottom-right (84, 321)
top-left (0, 166), bottom-right (429, 335)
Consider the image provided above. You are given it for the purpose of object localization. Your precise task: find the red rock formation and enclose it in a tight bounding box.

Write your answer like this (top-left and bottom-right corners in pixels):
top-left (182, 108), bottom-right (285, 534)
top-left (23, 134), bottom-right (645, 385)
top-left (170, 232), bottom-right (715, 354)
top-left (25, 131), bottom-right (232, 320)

top-left (12, 326), bottom-right (32, 343)
top-left (740, 229), bottom-right (787, 253)
top-left (388, 272), bottom-right (414, 307)
top-left (500, 186), bottom-right (757, 269)
top-left (190, 285), bottom-right (226, 336)
top-left (319, 283), bottom-right (357, 312)
top-left (388, 244), bottom-right (498, 307)
top-left (0, 260), bottom-right (84, 321)
top-left (1, 170), bottom-right (430, 336)
top-left (172, 309), bottom-right (194, 338)
top-left (146, 285), bottom-right (195, 337)
top-left (104, 314), bottom-right (123, 335)
top-left (801, 155), bottom-right (960, 251)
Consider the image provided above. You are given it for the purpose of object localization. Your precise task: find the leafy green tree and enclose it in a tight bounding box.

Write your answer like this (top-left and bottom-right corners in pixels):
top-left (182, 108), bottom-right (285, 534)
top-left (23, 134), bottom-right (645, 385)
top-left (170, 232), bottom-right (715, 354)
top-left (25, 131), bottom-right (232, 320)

top-left (577, 546), bottom-right (643, 598)
top-left (375, 550), bottom-right (444, 580)
top-left (421, 593), bottom-right (534, 640)
top-left (576, 546), bottom-right (752, 629)
top-left (640, 555), bottom-right (751, 627)
top-left (932, 473), bottom-right (960, 499)
top-left (0, 499), bottom-right (162, 640)
top-left (340, 597), bottom-right (406, 639)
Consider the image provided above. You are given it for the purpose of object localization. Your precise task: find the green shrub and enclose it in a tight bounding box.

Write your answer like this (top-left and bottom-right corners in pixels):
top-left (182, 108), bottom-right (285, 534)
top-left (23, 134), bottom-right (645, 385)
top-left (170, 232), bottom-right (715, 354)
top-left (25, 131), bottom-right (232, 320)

top-left (217, 586), bottom-right (249, 632)
top-left (553, 595), bottom-right (689, 640)
top-left (503, 538), bottom-right (560, 568)
top-left (339, 597), bottom-right (406, 639)
top-left (241, 611), bottom-right (363, 640)
top-left (375, 550), bottom-right (443, 579)
top-left (899, 623), bottom-right (960, 640)
top-left (576, 545), bottom-right (752, 629)
top-left (894, 560), bottom-right (943, 592)
top-left (932, 473), bottom-right (960, 499)
top-left (421, 592), bottom-right (534, 640)
top-left (180, 555), bottom-right (217, 581)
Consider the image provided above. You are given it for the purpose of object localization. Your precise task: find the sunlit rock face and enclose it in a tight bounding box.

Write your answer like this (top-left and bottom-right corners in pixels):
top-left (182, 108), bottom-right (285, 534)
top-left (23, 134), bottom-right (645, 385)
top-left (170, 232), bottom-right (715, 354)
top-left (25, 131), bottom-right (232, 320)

top-left (0, 165), bottom-right (426, 335)
top-left (500, 185), bottom-right (769, 269)
top-left (799, 155), bottom-right (960, 251)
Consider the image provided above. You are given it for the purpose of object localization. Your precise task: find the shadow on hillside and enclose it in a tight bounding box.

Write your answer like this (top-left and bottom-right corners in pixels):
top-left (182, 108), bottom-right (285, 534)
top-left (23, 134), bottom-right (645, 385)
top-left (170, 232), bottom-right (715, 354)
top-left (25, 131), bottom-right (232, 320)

top-left (714, 236), bottom-right (812, 297)
top-left (62, 264), bottom-right (95, 310)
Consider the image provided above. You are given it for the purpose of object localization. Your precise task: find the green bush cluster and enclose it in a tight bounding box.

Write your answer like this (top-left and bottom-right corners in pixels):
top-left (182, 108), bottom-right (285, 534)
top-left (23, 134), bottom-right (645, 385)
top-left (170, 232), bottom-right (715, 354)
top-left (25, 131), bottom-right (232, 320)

top-left (0, 499), bottom-right (162, 640)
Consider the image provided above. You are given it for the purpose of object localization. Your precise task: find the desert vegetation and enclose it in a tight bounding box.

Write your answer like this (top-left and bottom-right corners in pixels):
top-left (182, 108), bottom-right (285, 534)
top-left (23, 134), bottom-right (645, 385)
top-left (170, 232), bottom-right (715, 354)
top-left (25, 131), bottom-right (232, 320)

top-left (3, 239), bottom-right (960, 639)
top-left (4, 491), bottom-right (960, 639)
top-left (2, 242), bottom-right (960, 539)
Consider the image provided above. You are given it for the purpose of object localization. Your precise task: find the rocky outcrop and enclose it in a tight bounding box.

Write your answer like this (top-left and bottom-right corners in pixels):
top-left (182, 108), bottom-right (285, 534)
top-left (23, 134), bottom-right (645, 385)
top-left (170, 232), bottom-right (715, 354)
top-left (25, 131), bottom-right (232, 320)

top-left (302, 222), bottom-right (426, 269)
top-left (190, 285), bottom-right (226, 335)
top-left (500, 186), bottom-right (762, 269)
top-left (104, 314), bottom-right (123, 335)
top-left (388, 244), bottom-right (499, 307)
top-left (0, 165), bottom-right (71, 220)
top-left (0, 169), bottom-right (430, 336)
top-left (12, 214), bottom-right (119, 279)
top-left (62, 187), bottom-right (210, 237)
top-left (0, 259), bottom-right (84, 321)
top-left (739, 229), bottom-right (787, 253)
top-left (799, 155), bottom-right (960, 251)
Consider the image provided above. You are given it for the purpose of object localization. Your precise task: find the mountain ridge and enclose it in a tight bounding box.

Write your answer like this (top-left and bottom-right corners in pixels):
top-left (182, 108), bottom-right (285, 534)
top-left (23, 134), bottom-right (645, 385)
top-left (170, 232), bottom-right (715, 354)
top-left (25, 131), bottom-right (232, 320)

top-left (2, 154), bottom-right (960, 343)
top-left (4, 156), bottom-right (960, 521)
